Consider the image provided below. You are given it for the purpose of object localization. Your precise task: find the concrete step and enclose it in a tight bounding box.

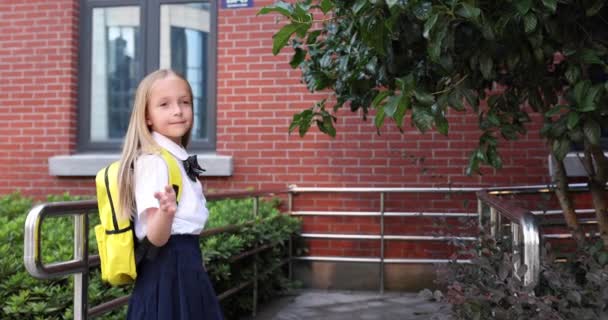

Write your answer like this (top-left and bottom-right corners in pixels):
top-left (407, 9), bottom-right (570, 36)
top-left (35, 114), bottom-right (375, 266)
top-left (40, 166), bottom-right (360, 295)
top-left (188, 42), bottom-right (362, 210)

top-left (242, 289), bottom-right (452, 320)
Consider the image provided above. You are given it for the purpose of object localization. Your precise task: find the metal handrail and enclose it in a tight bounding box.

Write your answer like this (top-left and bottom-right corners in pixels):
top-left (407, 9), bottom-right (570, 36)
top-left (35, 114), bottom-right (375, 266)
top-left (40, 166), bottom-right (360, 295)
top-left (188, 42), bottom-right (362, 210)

top-left (288, 182), bottom-right (599, 195)
top-left (23, 191), bottom-right (291, 320)
top-left (286, 184), bottom-right (552, 292)
top-left (24, 184), bottom-right (583, 317)
top-left (477, 191), bottom-right (540, 285)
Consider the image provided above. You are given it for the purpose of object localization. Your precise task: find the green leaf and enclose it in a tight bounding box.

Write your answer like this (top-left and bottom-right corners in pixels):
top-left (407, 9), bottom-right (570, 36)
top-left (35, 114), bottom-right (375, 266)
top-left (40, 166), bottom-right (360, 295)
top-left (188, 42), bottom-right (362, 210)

top-left (288, 113), bottom-right (302, 133)
top-left (298, 109), bottom-right (314, 137)
top-left (386, 0), bottom-right (399, 9)
top-left (566, 112), bottom-right (580, 130)
top-left (506, 53), bottom-right (520, 70)
top-left (394, 97), bottom-right (410, 128)
top-left (466, 149), bottom-right (481, 176)
top-left (352, 0), bottom-right (368, 14)
top-left (448, 90), bottom-right (465, 111)
top-left (573, 81), bottom-right (591, 106)
top-left (456, 3), bottom-right (481, 19)
top-left (306, 30), bottom-right (321, 45)
top-left (413, 2), bottom-right (432, 20)
top-left (272, 23), bottom-right (300, 55)
top-left (319, 0), bottom-right (334, 14)
top-left (318, 114), bottom-right (336, 137)
top-left (412, 104), bottom-right (434, 132)
top-left (397, 74), bottom-right (416, 93)
top-left (482, 24), bottom-right (495, 40)
top-left (414, 89), bottom-right (435, 106)
top-left (479, 54), bottom-right (493, 80)
top-left (586, 0), bottom-right (605, 16)
top-left (257, 1), bottom-right (294, 17)
top-left (528, 89), bottom-right (543, 112)
top-left (289, 47), bottom-right (307, 68)
top-left (580, 49), bottom-right (604, 65)
top-left (423, 13), bottom-right (439, 39)
top-left (375, 105), bottom-right (386, 129)
top-left (462, 89), bottom-right (479, 112)
top-left (541, 0), bottom-right (557, 12)
top-left (523, 12), bottom-right (537, 33)
top-left (371, 91), bottom-right (391, 109)
top-left (428, 25), bottom-right (447, 61)
top-left (552, 139), bottom-right (571, 161)
top-left (581, 84), bottom-right (602, 111)
top-left (487, 113), bottom-right (500, 126)
top-left (545, 105), bottom-right (566, 117)
top-left (584, 120), bottom-right (601, 145)
top-left (384, 94), bottom-right (401, 117)
top-left (435, 113), bottom-right (449, 135)
top-left (565, 65), bottom-right (581, 85)
top-left (514, 0), bottom-right (532, 15)
top-left (500, 125), bottom-right (519, 140)
top-left (487, 146), bottom-right (503, 168)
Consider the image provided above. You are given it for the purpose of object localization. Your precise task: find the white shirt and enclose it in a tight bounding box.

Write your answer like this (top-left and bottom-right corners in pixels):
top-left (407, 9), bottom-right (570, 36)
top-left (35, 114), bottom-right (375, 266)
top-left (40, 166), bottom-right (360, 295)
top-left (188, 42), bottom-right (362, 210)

top-left (133, 131), bottom-right (209, 240)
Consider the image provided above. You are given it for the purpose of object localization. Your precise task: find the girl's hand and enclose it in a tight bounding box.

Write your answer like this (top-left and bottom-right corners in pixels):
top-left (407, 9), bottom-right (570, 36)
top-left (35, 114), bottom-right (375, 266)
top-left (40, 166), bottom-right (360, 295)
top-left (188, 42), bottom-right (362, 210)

top-left (154, 185), bottom-right (177, 217)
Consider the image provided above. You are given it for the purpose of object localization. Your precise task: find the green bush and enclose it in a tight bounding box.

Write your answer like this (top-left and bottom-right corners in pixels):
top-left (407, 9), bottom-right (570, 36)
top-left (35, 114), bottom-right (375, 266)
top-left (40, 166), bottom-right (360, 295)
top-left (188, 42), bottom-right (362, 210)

top-left (0, 192), bottom-right (300, 320)
top-left (438, 228), bottom-right (608, 319)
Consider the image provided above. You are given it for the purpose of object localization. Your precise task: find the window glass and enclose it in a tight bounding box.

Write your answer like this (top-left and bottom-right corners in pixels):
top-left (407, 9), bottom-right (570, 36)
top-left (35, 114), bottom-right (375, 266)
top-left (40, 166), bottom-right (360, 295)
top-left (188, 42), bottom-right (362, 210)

top-left (160, 3), bottom-right (210, 140)
top-left (90, 6), bottom-right (140, 141)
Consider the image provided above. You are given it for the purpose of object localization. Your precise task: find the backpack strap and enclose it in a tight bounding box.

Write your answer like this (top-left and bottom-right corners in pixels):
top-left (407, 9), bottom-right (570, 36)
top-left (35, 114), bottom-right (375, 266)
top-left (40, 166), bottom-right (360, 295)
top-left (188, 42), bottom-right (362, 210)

top-left (159, 148), bottom-right (183, 204)
top-left (96, 161), bottom-right (132, 233)
top-left (135, 148), bottom-right (184, 264)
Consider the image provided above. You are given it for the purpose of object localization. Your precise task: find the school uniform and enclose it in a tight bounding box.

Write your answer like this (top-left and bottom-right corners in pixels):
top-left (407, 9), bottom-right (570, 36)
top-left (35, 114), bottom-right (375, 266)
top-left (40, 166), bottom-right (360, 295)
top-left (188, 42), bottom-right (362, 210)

top-left (127, 131), bottom-right (224, 320)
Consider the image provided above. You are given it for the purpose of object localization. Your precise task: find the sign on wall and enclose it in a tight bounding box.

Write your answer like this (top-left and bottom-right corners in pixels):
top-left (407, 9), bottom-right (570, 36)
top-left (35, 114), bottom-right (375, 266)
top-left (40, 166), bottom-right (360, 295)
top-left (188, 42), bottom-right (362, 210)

top-left (222, 0), bottom-right (253, 9)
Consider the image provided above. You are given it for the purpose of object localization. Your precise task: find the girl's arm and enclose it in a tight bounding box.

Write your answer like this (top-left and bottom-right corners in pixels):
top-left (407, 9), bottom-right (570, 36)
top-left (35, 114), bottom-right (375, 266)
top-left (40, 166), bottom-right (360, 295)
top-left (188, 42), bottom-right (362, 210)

top-left (143, 185), bottom-right (177, 247)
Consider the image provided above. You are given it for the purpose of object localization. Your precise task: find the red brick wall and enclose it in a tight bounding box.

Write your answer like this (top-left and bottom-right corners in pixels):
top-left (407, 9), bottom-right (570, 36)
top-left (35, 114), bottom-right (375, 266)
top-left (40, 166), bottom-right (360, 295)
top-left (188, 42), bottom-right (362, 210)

top-left (0, 0), bottom-right (563, 260)
top-left (210, 0), bottom-right (551, 193)
top-left (0, 0), bottom-right (91, 197)
top-left (0, 0), bottom-right (552, 199)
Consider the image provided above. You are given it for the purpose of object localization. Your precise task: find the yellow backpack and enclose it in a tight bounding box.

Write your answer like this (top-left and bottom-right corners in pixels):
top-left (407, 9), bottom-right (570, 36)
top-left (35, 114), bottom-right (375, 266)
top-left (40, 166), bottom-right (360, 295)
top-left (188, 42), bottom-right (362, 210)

top-left (94, 149), bottom-right (183, 286)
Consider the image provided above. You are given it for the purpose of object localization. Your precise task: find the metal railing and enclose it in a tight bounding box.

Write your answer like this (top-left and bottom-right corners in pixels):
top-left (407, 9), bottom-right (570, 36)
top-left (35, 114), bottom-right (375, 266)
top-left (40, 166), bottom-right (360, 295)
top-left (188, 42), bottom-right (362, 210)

top-left (23, 190), bottom-right (290, 320)
top-left (477, 191), bottom-right (540, 286)
top-left (285, 184), bottom-right (570, 291)
top-left (287, 185), bottom-right (484, 293)
top-left (24, 183), bottom-right (593, 318)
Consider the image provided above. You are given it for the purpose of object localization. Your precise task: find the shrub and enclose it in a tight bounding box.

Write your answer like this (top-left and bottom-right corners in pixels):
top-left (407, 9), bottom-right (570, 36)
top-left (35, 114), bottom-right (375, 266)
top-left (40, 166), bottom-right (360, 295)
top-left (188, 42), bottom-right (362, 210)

top-left (438, 228), bottom-right (608, 319)
top-left (0, 193), bottom-right (300, 320)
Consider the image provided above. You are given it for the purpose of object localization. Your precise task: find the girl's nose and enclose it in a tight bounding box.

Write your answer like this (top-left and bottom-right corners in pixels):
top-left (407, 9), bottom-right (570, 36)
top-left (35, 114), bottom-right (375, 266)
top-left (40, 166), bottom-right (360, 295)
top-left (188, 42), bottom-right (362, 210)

top-left (171, 102), bottom-right (183, 115)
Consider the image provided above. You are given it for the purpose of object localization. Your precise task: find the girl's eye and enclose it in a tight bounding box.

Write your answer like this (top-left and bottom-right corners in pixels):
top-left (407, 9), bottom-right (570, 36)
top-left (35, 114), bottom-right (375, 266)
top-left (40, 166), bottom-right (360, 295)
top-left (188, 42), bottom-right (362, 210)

top-left (182, 100), bottom-right (191, 105)
top-left (160, 102), bottom-right (168, 107)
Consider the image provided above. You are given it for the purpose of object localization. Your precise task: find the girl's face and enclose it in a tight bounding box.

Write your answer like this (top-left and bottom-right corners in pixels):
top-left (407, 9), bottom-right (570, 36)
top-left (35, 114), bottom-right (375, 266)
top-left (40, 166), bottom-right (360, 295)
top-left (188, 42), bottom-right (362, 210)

top-left (146, 75), bottom-right (193, 145)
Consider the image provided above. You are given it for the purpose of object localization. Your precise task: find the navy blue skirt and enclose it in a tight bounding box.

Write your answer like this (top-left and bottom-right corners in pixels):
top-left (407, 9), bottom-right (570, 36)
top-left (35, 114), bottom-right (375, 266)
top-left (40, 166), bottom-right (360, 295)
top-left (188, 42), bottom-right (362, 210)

top-left (127, 235), bottom-right (224, 320)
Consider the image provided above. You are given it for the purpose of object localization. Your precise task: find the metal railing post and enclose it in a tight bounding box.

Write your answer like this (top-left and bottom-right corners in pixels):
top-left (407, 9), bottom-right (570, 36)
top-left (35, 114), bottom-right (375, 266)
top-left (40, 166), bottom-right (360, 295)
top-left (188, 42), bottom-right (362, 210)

top-left (476, 192), bottom-right (540, 286)
top-left (252, 196), bottom-right (259, 317)
top-left (511, 222), bottom-right (521, 273)
top-left (490, 207), bottom-right (499, 238)
top-left (288, 190), bottom-right (293, 281)
top-left (73, 214), bottom-right (89, 320)
top-left (379, 192), bottom-right (385, 294)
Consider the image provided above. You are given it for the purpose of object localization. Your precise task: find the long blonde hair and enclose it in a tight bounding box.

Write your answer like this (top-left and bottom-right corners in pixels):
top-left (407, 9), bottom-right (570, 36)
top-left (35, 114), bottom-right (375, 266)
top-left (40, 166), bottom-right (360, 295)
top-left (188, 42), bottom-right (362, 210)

top-left (117, 69), bottom-right (193, 219)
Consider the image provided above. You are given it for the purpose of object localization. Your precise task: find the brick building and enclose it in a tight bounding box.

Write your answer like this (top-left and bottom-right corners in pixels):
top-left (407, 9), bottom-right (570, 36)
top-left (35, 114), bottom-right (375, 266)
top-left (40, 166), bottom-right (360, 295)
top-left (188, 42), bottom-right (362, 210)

top-left (0, 0), bottom-right (557, 289)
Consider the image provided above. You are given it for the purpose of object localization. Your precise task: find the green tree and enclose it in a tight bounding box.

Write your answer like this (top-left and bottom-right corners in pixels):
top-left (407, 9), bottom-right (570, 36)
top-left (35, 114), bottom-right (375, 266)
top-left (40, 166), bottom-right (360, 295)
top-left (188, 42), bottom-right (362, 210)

top-left (259, 0), bottom-right (608, 246)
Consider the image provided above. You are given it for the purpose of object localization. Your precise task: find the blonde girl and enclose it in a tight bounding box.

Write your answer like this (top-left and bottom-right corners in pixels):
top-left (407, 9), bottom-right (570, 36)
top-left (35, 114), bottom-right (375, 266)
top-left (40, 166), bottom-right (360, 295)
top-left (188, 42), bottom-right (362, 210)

top-left (118, 69), bottom-right (223, 319)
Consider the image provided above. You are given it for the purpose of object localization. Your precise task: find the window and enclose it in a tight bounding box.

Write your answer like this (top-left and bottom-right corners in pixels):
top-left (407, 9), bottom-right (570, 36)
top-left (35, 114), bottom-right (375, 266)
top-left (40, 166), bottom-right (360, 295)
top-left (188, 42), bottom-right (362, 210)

top-left (78, 0), bottom-right (216, 152)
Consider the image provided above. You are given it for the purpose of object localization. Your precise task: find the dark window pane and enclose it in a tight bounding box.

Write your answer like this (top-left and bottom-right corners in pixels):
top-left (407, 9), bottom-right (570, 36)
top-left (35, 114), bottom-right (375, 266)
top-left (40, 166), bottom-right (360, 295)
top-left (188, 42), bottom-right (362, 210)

top-left (160, 4), bottom-right (210, 140)
top-left (90, 7), bottom-right (140, 142)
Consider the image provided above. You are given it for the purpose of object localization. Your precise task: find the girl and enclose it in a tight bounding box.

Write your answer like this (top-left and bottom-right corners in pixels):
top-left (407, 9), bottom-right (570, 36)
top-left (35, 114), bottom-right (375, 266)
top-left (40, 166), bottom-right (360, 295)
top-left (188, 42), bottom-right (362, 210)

top-left (116, 69), bottom-right (224, 320)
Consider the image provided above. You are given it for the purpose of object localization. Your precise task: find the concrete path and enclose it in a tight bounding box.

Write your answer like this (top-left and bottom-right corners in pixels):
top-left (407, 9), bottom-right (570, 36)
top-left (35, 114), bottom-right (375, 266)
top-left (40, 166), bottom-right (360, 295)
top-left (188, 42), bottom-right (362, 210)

top-left (244, 290), bottom-right (452, 320)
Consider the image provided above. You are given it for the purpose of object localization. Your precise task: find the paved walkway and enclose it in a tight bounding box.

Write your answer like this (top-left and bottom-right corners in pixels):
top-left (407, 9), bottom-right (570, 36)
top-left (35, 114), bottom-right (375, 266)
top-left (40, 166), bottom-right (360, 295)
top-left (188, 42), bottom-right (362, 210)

top-left (245, 290), bottom-right (452, 320)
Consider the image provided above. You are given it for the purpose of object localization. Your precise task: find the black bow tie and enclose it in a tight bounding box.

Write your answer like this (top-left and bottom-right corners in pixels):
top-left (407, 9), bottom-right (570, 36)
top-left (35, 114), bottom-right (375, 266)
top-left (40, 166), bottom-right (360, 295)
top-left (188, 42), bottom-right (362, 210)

top-left (183, 155), bottom-right (205, 181)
